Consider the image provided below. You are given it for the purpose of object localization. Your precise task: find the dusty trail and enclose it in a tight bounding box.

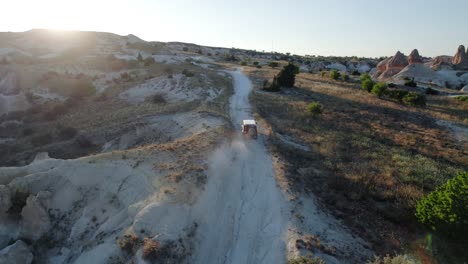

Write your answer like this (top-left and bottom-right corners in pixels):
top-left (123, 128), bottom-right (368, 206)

top-left (191, 69), bottom-right (287, 264)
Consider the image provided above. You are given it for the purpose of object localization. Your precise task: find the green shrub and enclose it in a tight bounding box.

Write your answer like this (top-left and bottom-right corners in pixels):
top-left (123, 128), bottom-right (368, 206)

top-left (371, 82), bottom-right (387, 97)
top-left (240, 61), bottom-right (247, 66)
top-left (387, 83), bottom-right (396, 88)
top-left (361, 79), bottom-right (374, 92)
top-left (307, 102), bottom-right (322, 115)
top-left (404, 79), bottom-right (417, 87)
top-left (276, 62), bottom-right (299, 88)
top-left (351, 70), bottom-right (360, 76)
top-left (386, 89), bottom-right (409, 101)
top-left (403, 92), bottom-right (426, 106)
top-left (320, 71), bottom-right (327, 77)
top-left (329, 70), bottom-right (340, 80)
top-left (425, 87), bottom-right (439, 95)
top-left (455, 95), bottom-right (468, 101)
top-left (415, 171), bottom-right (468, 241)
top-left (288, 256), bottom-right (325, 264)
top-left (256, 65), bottom-right (262, 68)
top-left (253, 61), bottom-right (259, 66)
top-left (360, 73), bottom-right (372, 82)
top-left (342, 74), bottom-right (350, 81)
top-left (268, 61), bottom-right (279, 68)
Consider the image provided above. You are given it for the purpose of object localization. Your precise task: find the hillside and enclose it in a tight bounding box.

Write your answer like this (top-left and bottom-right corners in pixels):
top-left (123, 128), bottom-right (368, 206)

top-left (0, 29), bottom-right (467, 264)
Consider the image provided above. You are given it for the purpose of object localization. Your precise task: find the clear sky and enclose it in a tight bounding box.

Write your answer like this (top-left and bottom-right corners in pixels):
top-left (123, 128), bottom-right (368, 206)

top-left (1, 0), bottom-right (467, 57)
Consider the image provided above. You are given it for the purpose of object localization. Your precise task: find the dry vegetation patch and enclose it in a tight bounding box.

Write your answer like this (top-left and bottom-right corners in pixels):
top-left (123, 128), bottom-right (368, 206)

top-left (245, 67), bottom-right (467, 255)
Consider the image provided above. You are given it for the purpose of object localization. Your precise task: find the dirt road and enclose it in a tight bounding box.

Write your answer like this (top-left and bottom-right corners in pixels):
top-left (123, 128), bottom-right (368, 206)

top-left (191, 69), bottom-right (287, 264)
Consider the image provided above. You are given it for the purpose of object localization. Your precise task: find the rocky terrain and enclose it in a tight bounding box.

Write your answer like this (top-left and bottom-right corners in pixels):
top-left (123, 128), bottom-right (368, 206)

top-left (0, 29), bottom-right (467, 264)
top-left (0, 30), bottom-right (375, 264)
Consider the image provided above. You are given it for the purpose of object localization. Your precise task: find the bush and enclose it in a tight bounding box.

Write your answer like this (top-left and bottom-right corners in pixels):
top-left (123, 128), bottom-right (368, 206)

top-left (371, 82), bottom-right (387, 97)
top-left (256, 65), bottom-right (262, 68)
top-left (288, 256), bottom-right (326, 264)
top-left (268, 61), bottom-right (279, 68)
top-left (329, 70), bottom-right (340, 80)
top-left (342, 74), bottom-right (350, 81)
top-left (182, 69), bottom-right (194, 77)
top-left (276, 63), bottom-right (299, 88)
top-left (425, 87), bottom-right (439, 95)
top-left (240, 61), bottom-right (247, 66)
top-left (361, 79), bottom-right (374, 92)
top-left (386, 89), bottom-right (409, 101)
top-left (117, 234), bottom-right (140, 254)
top-left (403, 92), bottom-right (426, 106)
top-left (307, 102), bottom-right (322, 115)
top-left (404, 79), bottom-right (417, 87)
top-left (360, 73), bottom-right (372, 82)
top-left (351, 70), bottom-right (360, 76)
top-left (145, 94), bottom-right (166, 104)
top-left (415, 171), bottom-right (468, 241)
top-left (137, 53), bottom-right (143, 62)
top-left (387, 83), bottom-right (396, 88)
top-left (320, 71), bottom-right (327, 77)
top-left (253, 61), bottom-right (259, 66)
top-left (142, 238), bottom-right (162, 261)
top-left (182, 47), bottom-right (188, 52)
top-left (455, 95), bottom-right (468, 101)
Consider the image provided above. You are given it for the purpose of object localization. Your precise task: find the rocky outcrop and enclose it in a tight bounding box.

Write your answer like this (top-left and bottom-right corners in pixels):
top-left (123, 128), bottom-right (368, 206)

top-left (387, 51), bottom-right (409, 69)
top-left (0, 185), bottom-right (11, 214)
top-left (20, 192), bottom-right (51, 241)
top-left (427, 55), bottom-right (453, 70)
top-left (452, 45), bottom-right (468, 70)
top-left (375, 51), bottom-right (409, 79)
top-left (408, 49), bottom-right (422, 64)
top-left (376, 57), bottom-right (391, 73)
top-left (0, 240), bottom-right (33, 264)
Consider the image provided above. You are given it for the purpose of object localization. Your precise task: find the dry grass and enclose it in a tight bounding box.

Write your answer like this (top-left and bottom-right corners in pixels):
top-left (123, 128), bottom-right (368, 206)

top-left (245, 67), bottom-right (467, 255)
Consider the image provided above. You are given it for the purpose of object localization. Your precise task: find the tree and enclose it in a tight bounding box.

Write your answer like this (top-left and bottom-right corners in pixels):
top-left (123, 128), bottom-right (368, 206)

top-left (415, 171), bottom-right (468, 241)
top-left (137, 52), bottom-right (143, 62)
top-left (276, 63), bottom-right (299, 88)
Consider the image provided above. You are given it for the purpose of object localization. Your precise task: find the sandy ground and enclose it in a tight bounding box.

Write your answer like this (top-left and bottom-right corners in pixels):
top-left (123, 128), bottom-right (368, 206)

top-left (190, 69), bottom-right (287, 264)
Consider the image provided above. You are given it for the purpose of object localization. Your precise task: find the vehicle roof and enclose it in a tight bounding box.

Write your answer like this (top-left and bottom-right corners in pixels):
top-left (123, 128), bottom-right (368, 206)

top-left (242, 119), bottom-right (256, 125)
